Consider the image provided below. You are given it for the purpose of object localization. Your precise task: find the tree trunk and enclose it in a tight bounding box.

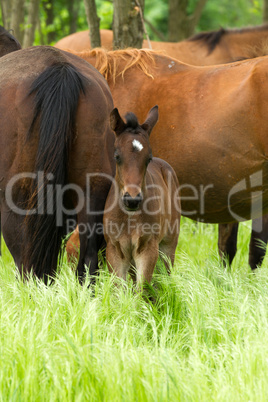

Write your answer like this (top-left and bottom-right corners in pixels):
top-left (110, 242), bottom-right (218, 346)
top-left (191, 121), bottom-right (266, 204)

top-left (23, 0), bottom-right (40, 47)
top-left (264, 0), bottom-right (268, 23)
top-left (1, 0), bottom-right (8, 27)
top-left (68, 0), bottom-right (79, 34)
top-left (10, 0), bottom-right (25, 43)
top-left (44, 0), bottom-right (56, 44)
top-left (1, 0), bottom-right (12, 28)
top-left (83, 0), bottom-right (101, 48)
top-left (168, 0), bottom-right (186, 42)
top-left (168, 0), bottom-right (207, 41)
top-left (113, 0), bottom-right (145, 49)
top-left (37, 14), bottom-right (44, 45)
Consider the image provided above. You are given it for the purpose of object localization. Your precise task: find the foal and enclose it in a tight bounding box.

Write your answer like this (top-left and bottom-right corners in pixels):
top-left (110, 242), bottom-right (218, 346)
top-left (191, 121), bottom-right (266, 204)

top-left (104, 106), bottom-right (180, 287)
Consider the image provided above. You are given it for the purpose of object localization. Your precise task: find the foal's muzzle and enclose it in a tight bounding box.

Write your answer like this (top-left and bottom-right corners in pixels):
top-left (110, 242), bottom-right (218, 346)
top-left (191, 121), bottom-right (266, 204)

top-left (122, 192), bottom-right (143, 211)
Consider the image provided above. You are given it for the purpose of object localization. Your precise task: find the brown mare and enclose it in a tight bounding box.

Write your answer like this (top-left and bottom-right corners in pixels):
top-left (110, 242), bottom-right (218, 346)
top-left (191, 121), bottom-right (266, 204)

top-left (0, 26), bottom-right (21, 258)
top-left (103, 106), bottom-right (180, 286)
top-left (62, 49), bottom-right (268, 270)
top-left (0, 25), bottom-right (21, 57)
top-left (0, 46), bottom-right (115, 282)
top-left (55, 24), bottom-right (268, 65)
top-left (58, 25), bottom-right (268, 269)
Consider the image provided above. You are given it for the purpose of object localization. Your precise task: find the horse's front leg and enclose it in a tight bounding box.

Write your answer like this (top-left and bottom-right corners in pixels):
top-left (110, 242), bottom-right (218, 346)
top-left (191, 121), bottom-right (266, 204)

top-left (106, 241), bottom-right (130, 281)
top-left (249, 215), bottom-right (268, 270)
top-left (218, 223), bottom-right (239, 267)
top-left (134, 239), bottom-right (159, 288)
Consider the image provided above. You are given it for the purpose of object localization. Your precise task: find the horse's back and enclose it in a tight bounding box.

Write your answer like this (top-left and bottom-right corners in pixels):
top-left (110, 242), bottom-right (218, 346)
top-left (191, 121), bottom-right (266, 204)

top-left (54, 30), bottom-right (113, 51)
top-left (0, 46), bottom-right (114, 182)
top-left (0, 46), bottom-right (107, 85)
top-left (0, 45), bottom-right (113, 135)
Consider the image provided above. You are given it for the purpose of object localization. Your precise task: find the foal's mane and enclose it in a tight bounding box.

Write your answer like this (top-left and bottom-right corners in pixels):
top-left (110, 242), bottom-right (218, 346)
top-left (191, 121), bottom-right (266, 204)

top-left (189, 24), bottom-right (268, 53)
top-left (68, 48), bottom-right (156, 81)
top-left (124, 112), bottom-right (140, 132)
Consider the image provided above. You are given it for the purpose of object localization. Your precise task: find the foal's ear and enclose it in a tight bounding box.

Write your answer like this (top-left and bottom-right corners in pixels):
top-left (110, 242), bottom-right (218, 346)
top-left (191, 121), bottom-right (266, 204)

top-left (110, 108), bottom-right (126, 135)
top-left (141, 105), bottom-right (159, 136)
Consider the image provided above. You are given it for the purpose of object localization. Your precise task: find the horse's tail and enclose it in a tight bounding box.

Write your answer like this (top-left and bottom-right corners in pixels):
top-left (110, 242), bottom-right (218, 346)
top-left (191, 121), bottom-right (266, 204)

top-left (23, 61), bottom-right (87, 280)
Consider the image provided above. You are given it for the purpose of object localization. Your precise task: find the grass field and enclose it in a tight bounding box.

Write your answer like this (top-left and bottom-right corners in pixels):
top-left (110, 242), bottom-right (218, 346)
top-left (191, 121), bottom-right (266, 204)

top-left (1, 218), bottom-right (268, 401)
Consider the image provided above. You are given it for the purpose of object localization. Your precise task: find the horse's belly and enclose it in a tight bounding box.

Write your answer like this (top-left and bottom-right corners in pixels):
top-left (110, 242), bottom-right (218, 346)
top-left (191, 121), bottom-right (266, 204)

top-left (177, 159), bottom-right (268, 223)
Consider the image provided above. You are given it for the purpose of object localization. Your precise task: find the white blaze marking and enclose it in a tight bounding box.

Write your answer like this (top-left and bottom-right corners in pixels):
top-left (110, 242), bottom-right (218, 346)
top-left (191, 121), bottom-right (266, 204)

top-left (132, 139), bottom-right (143, 152)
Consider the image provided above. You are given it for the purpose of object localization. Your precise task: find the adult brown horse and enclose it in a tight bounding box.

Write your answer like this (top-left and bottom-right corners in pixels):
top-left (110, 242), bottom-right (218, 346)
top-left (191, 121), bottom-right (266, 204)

top-left (66, 48), bottom-right (268, 266)
top-left (0, 25), bottom-right (21, 56)
top-left (104, 106), bottom-right (180, 286)
top-left (58, 25), bottom-right (268, 269)
top-left (0, 26), bottom-right (21, 258)
top-left (54, 24), bottom-right (268, 65)
top-left (0, 46), bottom-right (115, 282)
top-left (55, 29), bottom-right (113, 52)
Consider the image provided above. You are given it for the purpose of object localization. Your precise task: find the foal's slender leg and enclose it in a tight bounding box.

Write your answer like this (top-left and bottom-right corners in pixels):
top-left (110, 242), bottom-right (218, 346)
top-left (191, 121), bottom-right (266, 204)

top-left (218, 223), bottom-right (239, 267)
top-left (249, 215), bottom-right (268, 270)
top-left (134, 240), bottom-right (159, 288)
top-left (106, 241), bottom-right (130, 281)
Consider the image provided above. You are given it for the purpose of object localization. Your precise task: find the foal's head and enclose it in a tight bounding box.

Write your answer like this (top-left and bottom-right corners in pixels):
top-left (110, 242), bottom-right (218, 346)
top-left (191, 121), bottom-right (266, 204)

top-left (110, 106), bottom-right (159, 211)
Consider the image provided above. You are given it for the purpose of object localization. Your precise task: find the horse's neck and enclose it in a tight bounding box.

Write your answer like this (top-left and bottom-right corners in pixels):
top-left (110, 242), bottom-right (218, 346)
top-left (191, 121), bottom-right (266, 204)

top-left (223, 29), bottom-right (268, 60)
top-left (77, 53), bottom-right (97, 68)
top-left (80, 52), bottom-right (190, 87)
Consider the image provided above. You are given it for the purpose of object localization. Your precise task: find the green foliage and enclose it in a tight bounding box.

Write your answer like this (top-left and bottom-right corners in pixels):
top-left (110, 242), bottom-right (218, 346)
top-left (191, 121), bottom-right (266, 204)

top-left (0, 0), bottom-right (264, 45)
top-left (1, 218), bottom-right (268, 399)
top-left (144, 0), bottom-right (263, 40)
top-left (145, 0), bottom-right (169, 40)
top-left (96, 0), bottom-right (113, 29)
top-left (199, 0), bottom-right (262, 32)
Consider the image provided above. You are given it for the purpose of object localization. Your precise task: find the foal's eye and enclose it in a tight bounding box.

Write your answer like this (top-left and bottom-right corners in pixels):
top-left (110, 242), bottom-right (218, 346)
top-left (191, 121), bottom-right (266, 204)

top-left (146, 156), bottom-right (153, 166)
top-left (114, 153), bottom-right (121, 164)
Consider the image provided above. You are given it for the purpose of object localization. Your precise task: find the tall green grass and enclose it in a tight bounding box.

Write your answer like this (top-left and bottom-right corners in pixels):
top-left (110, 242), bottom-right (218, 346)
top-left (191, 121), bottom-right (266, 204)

top-left (1, 218), bottom-right (268, 401)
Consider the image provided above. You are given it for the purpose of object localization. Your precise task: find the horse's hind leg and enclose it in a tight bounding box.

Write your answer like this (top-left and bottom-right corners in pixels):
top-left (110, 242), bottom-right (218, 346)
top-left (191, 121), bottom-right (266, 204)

top-left (76, 207), bottom-right (105, 283)
top-left (218, 223), bottom-right (239, 267)
top-left (77, 223), bottom-right (99, 283)
top-left (0, 213), bottom-right (2, 257)
top-left (249, 215), bottom-right (268, 270)
top-left (1, 204), bottom-right (24, 273)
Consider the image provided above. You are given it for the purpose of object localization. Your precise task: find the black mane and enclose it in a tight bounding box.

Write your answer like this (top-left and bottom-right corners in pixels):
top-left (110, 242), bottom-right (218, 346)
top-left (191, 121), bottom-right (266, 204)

top-left (189, 27), bottom-right (226, 53)
top-left (189, 24), bottom-right (268, 54)
top-left (0, 25), bottom-right (21, 49)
